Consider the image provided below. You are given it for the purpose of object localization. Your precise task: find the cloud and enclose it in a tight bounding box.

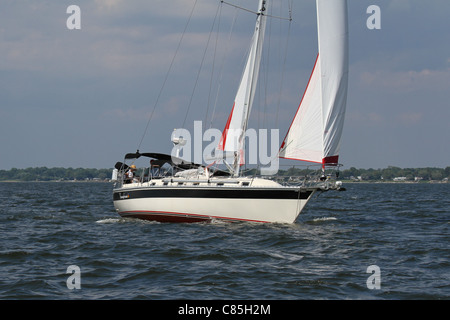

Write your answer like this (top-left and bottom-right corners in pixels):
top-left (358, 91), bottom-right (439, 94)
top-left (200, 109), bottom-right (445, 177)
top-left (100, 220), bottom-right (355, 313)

top-left (93, 0), bottom-right (220, 19)
top-left (387, 0), bottom-right (412, 12)
top-left (346, 111), bottom-right (385, 127)
top-left (103, 107), bottom-right (151, 122)
top-left (397, 112), bottom-right (423, 126)
top-left (359, 68), bottom-right (450, 93)
top-left (94, 0), bottom-right (123, 11)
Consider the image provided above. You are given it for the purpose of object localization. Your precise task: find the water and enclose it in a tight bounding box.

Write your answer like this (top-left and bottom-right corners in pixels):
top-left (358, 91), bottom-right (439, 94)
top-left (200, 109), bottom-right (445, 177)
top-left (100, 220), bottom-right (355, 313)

top-left (0, 182), bottom-right (448, 300)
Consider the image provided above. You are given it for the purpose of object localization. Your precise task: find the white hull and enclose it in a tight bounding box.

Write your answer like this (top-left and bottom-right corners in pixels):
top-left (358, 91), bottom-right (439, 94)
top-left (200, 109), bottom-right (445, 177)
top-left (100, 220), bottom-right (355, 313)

top-left (113, 178), bottom-right (318, 224)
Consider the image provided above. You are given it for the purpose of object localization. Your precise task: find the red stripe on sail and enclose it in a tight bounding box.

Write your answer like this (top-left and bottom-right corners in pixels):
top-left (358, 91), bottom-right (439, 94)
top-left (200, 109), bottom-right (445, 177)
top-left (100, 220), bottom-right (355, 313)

top-left (218, 102), bottom-right (235, 151)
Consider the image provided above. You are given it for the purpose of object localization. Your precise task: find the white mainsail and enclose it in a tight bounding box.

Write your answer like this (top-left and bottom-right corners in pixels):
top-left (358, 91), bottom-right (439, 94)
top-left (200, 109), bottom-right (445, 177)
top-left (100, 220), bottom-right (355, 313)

top-left (279, 0), bottom-right (349, 166)
top-left (217, 0), bottom-right (267, 176)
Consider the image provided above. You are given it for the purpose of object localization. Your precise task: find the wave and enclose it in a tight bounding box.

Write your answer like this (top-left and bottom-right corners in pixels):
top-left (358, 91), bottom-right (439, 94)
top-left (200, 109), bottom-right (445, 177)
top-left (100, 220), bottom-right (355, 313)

top-left (96, 218), bottom-right (121, 224)
top-left (312, 217), bottom-right (337, 222)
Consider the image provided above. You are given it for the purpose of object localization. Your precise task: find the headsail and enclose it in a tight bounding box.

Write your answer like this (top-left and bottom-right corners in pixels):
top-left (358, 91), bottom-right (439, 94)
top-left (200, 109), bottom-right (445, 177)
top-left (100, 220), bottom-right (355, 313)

top-left (218, 0), bottom-right (267, 176)
top-left (279, 0), bottom-right (349, 167)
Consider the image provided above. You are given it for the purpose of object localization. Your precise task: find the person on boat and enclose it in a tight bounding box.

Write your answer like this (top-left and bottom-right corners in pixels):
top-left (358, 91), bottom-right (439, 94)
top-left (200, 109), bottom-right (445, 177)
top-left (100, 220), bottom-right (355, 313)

top-left (125, 165), bottom-right (137, 183)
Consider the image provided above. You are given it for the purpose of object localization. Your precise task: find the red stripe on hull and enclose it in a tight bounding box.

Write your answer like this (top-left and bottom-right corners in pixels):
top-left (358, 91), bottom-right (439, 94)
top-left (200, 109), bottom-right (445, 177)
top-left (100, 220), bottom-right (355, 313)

top-left (119, 210), bottom-right (269, 224)
top-left (122, 212), bottom-right (209, 223)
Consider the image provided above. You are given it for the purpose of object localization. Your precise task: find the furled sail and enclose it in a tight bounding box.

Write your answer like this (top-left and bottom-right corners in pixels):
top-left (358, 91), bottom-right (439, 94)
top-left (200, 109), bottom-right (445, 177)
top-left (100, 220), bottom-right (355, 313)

top-left (218, 0), bottom-right (267, 175)
top-left (279, 0), bottom-right (348, 166)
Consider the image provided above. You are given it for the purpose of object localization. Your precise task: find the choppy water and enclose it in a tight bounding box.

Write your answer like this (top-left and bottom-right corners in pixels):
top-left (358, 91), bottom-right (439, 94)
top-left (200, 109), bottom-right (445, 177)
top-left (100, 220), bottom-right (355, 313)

top-left (0, 182), bottom-right (448, 300)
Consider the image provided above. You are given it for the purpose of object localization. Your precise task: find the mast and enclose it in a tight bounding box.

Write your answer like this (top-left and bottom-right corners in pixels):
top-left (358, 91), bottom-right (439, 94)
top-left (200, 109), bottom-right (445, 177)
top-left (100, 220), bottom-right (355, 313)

top-left (218, 0), bottom-right (267, 177)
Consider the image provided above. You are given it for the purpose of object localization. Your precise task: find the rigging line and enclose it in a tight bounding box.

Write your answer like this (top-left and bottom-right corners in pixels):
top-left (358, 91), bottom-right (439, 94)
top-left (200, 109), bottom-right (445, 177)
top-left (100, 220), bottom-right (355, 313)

top-left (137, 0), bottom-right (198, 152)
top-left (259, 1), bottom-right (288, 131)
top-left (220, 1), bottom-right (258, 15)
top-left (208, 4), bottom-right (240, 130)
top-left (204, 2), bottom-right (223, 126)
top-left (262, 1), bottom-right (274, 130)
top-left (222, 0), bottom-right (291, 21)
top-left (265, 13), bottom-right (292, 22)
top-left (268, 0), bottom-right (293, 22)
top-left (182, 1), bottom-right (221, 129)
top-left (275, 8), bottom-right (292, 128)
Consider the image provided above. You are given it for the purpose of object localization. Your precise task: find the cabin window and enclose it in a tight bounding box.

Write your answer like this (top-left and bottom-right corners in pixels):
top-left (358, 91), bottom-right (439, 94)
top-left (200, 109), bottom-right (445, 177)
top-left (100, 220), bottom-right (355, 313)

top-left (242, 182), bottom-right (250, 186)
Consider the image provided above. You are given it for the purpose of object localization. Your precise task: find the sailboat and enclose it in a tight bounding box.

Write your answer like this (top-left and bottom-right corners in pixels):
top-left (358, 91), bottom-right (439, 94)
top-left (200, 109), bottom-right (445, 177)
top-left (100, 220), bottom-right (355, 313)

top-left (112, 0), bottom-right (349, 224)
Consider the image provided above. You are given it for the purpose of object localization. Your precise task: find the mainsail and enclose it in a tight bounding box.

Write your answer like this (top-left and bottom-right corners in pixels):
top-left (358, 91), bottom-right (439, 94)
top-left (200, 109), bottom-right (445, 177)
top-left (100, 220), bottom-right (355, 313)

top-left (279, 0), bottom-right (349, 167)
top-left (217, 0), bottom-right (267, 176)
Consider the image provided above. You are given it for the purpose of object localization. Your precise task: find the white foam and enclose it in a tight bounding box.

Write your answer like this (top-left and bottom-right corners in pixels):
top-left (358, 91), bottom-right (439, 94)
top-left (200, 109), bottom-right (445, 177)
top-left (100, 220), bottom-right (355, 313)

top-left (312, 217), bottom-right (337, 222)
top-left (96, 218), bottom-right (121, 224)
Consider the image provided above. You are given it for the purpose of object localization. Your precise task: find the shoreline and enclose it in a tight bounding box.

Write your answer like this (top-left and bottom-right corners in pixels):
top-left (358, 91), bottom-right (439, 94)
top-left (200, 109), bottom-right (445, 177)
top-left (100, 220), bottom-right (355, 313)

top-left (0, 179), bottom-right (447, 184)
top-left (0, 179), bottom-right (112, 183)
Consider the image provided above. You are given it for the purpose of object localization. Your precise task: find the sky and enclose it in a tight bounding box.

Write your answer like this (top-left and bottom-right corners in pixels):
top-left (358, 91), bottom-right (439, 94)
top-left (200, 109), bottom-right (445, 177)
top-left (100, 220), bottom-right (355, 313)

top-left (1, 0), bottom-right (449, 170)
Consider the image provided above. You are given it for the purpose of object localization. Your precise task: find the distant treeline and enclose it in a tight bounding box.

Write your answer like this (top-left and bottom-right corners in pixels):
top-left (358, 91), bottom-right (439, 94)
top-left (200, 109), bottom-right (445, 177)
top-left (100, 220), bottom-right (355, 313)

top-left (338, 166), bottom-right (450, 181)
top-left (255, 166), bottom-right (450, 182)
top-left (0, 166), bottom-right (449, 182)
top-left (0, 167), bottom-right (112, 181)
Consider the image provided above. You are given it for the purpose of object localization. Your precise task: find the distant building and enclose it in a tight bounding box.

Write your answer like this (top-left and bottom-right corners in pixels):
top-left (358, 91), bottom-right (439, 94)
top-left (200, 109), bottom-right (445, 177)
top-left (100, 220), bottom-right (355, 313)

top-left (393, 177), bottom-right (407, 181)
